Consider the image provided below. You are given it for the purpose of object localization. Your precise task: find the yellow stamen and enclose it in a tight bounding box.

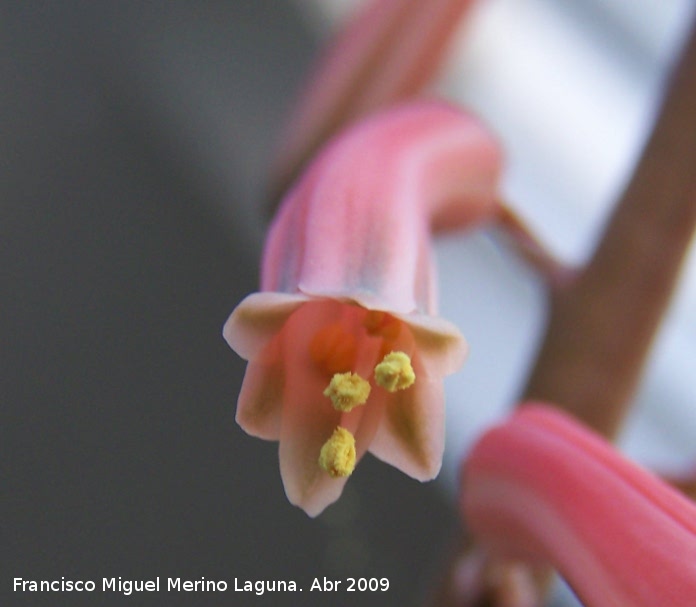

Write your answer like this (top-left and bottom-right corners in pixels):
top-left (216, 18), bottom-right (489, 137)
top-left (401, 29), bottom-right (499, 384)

top-left (323, 372), bottom-right (371, 412)
top-left (319, 427), bottom-right (356, 477)
top-left (374, 351), bottom-right (415, 392)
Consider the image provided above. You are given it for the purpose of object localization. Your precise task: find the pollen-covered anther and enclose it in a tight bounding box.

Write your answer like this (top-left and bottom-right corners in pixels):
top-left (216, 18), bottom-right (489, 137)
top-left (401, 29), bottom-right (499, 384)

top-left (323, 372), bottom-right (371, 412)
top-left (319, 427), bottom-right (356, 477)
top-left (374, 351), bottom-right (415, 392)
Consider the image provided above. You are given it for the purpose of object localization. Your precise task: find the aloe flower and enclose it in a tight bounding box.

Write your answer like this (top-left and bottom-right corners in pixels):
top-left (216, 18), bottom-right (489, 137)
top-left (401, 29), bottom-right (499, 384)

top-left (271, 0), bottom-right (476, 199)
top-left (461, 405), bottom-right (696, 606)
top-left (224, 100), bottom-right (502, 516)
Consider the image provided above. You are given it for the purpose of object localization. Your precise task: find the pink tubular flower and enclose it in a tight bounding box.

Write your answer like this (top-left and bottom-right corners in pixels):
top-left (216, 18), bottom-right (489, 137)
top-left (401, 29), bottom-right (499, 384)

top-left (271, 0), bottom-right (477, 197)
top-left (224, 100), bottom-right (502, 516)
top-left (461, 404), bottom-right (696, 606)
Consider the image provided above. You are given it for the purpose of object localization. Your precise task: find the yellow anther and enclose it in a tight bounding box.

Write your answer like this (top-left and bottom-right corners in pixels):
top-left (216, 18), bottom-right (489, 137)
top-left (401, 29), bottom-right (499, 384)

top-left (319, 427), bottom-right (356, 477)
top-left (374, 351), bottom-right (415, 392)
top-left (323, 372), bottom-right (371, 412)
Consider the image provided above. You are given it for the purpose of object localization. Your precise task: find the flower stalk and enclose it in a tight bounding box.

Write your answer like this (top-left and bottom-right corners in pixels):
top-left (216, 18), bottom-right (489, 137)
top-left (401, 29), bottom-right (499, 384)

top-left (523, 23), bottom-right (696, 437)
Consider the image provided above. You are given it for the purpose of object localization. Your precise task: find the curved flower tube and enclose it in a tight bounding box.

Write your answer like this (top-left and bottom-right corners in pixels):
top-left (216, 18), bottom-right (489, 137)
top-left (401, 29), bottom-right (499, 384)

top-left (225, 100), bottom-right (502, 516)
top-left (271, 0), bottom-right (477, 200)
top-left (461, 404), bottom-right (696, 606)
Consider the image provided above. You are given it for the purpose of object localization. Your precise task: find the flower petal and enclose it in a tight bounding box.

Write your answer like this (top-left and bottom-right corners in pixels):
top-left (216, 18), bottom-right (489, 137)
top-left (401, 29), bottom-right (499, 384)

top-left (279, 388), bottom-right (383, 517)
top-left (222, 291), bottom-right (308, 360)
top-left (235, 340), bottom-right (284, 440)
top-left (271, 0), bottom-right (478, 198)
top-left (366, 312), bottom-right (466, 480)
top-left (367, 320), bottom-right (447, 481)
top-left (396, 312), bottom-right (468, 376)
top-left (264, 101), bottom-right (502, 315)
top-left (462, 404), bottom-right (696, 607)
top-left (369, 362), bottom-right (445, 481)
top-left (276, 301), bottom-right (383, 516)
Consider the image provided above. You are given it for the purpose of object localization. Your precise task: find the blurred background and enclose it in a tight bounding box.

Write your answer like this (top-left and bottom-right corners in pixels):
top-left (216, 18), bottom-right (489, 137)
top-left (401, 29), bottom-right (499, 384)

top-left (2, 1), bottom-right (694, 606)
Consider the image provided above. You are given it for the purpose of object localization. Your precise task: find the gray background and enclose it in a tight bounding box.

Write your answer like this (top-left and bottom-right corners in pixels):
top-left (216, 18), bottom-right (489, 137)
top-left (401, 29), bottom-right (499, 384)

top-left (2, 2), bottom-right (459, 606)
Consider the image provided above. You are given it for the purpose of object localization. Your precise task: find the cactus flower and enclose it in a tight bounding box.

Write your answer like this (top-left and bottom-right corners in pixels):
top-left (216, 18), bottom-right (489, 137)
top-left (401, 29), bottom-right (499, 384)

top-left (224, 100), bottom-right (502, 516)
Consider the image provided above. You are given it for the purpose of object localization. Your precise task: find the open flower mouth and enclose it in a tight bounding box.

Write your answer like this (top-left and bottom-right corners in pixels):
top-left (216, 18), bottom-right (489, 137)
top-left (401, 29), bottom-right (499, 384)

top-left (225, 291), bottom-right (463, 516)
top-left (310, 305), bottom-right (417, 477)
top-left (255, 298), bottom-right (422, 484)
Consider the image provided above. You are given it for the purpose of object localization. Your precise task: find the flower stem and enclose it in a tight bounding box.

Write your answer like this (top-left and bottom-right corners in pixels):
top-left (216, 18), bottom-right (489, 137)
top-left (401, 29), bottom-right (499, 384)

top-left (522, 23), bottom-right (696, 438)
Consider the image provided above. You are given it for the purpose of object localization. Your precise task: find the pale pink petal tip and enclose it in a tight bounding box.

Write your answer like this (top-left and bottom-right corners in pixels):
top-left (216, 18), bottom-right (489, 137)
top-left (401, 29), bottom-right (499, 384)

top-left (461, 404), bottom-right (696, 607)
